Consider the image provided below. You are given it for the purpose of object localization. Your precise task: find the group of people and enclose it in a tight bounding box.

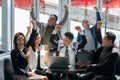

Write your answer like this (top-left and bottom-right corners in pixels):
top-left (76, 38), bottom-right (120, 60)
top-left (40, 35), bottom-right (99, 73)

top-left (10, 4), bottom-right (118, 80)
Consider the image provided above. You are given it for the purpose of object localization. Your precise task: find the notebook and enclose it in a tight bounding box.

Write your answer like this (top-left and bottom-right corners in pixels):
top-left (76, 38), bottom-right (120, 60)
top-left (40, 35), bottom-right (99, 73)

top-left (48, 56), bottom-right (69, 69)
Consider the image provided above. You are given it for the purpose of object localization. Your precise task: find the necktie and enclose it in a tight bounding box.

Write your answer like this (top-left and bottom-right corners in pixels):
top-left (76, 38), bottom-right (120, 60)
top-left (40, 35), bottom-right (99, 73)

top-left (37, 51), bottom-right (42, 70)
top-left (65, 47), bottom-right (70, 64)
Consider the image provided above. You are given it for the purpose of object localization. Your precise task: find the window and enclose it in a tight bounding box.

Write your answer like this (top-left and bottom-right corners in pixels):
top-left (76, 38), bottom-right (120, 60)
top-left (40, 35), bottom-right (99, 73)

top-left (14, 0), bottom-right (33, 34)
top-left (0, 0), bottom-right (2, 49)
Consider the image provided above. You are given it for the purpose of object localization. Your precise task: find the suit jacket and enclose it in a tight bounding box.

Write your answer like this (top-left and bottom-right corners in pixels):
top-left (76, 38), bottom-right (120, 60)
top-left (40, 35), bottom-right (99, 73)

top-left (50, 32), bottom-right (87, 65)
top-left (11, 29), bottom-right (36, 76)
top-left (88, 45), bottom-right (118, 80)
top-left (50, 33), bottom-right (87, 51)
top-left (11, 48), bottom-right (29, 76)
top-left (77, 11), bottom-right (101, 50)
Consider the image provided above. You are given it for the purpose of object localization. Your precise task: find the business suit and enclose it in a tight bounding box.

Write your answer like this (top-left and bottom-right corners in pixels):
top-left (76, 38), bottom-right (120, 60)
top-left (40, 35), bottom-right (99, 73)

top-left (50, 32), bottom-right (87, 52)
top-left (50, 31), bottom-right (87, 80)
top-left (11, 48), bottom-right (30, 76)
top-left (11, 29), bottom-right (36, 76)
top-left (88, 45), bottom-right (118, 80)
top-left (77, 11), bottom-right (101, 50)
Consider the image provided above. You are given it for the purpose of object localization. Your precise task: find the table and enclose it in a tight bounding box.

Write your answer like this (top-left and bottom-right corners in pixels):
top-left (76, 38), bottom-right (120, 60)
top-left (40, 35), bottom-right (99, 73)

top-left (49, 65), bottom-right (86, 80)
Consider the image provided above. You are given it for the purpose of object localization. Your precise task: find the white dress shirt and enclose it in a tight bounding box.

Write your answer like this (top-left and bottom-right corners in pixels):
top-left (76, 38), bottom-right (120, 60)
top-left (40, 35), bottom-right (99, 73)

top-left (59, 45), bottom-right (76, 65)
top-left (52, 30), bottom-right (85, 65)
top-left (29, 45), bottom-right (48, 71)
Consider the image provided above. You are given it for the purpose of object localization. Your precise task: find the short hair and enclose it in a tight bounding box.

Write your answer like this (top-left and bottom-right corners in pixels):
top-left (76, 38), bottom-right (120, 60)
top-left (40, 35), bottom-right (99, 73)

top-left (50, 14), bottom-right (58, 21)
top-left (82, 19), bottom-right (89, 25)
top-left (105, 32), bottom-right (116, 43)
top-left (64, 32), bottom-right (74, 40)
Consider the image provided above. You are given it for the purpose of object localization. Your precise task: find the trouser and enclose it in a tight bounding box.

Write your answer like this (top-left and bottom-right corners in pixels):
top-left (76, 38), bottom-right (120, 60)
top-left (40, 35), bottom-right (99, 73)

top-left (80, 72), bottom-right (95, 80)
top-left (60, 73), bottom-right (80, 80)
top-left (35, 69), bottom-right (55, 80)
top-left (92, 75), bottom-right (117, 80)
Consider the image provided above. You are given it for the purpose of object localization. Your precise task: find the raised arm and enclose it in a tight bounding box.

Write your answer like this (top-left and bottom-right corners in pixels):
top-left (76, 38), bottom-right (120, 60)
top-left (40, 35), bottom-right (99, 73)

top-left (30, 4), bottom-right (36, 21)
top-left (96, 21), bottom-right (102, 45)
top-left (58, 4), bottom-right (69, 26)
top-left (26, 20), bottom-right (37, 48)
top-left (50, 25), bottom-right (62, 47)
top-left (94, 6), bottom-right (101, 27)
top-left (25, 26), bottom-right (31, 42)
top-left (30, 4), bottom-right (43, 28)
top-left (75, 26), bottom-right (87, 50)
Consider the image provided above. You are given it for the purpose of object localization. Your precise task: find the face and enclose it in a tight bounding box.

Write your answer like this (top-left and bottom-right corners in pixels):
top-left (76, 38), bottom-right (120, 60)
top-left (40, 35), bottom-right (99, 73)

top-left (16, 35), bottom-right (25, 50)
top-left (63, 36), bottom-right (72, 47)
top-left (35, 34), bottom-right (41, 45)
top-left (102, 34), bottom-right (113, 48)
top-left (48, 15), bottom-right (56, 26)
top-left (82, 21), bottom-right (90, 30)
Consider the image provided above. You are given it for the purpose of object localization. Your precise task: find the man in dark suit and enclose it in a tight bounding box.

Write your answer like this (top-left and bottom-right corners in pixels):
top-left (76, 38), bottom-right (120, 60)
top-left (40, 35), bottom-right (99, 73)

top-left (80, 31), bottom-right (118, 80)
top-left (50, 25), bottom-right (87, 80)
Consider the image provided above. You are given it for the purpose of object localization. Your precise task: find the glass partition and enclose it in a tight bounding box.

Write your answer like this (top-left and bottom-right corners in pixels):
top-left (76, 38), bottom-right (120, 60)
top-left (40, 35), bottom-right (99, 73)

top-left (70, 0), bottom-right (97, 39)
top-left (14, 0), bottom-right (33, 34)
top-left (39, 0), bottom-right (59, 23)
top-left (102, 0), bottom-right (120, 46)
top-left (0, 0), bottom-right (2, 49)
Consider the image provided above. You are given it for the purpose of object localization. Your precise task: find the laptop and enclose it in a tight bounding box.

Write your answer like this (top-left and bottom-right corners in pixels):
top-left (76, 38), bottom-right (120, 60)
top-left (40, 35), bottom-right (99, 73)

top-left (48, 56), bottom-right (69, 69)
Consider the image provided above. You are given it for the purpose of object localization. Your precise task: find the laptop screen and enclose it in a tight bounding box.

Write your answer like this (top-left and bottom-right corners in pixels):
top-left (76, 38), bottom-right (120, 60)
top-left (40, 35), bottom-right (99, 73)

top-left (48, 56), bottom-right (69, 69)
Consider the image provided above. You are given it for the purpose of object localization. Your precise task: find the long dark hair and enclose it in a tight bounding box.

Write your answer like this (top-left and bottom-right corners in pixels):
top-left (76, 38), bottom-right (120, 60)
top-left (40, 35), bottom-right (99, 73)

top-left (13, 32), bottom-right (26, 49)
top-left (31, 33), bottom-right (41, 52)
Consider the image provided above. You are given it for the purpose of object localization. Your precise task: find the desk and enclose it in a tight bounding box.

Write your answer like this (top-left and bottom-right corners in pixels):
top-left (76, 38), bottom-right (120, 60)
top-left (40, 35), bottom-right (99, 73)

top-left (49, 65), bottom-right (86, 80)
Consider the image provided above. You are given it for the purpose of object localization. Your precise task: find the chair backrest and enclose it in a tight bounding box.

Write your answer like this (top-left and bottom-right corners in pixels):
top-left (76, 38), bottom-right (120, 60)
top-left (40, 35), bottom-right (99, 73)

top-left (4, 55), bottom-right (14, 80)
top-left (76, 51), bottom-right (95, 64)
top-left (115, 52), bottom-right (120, 76)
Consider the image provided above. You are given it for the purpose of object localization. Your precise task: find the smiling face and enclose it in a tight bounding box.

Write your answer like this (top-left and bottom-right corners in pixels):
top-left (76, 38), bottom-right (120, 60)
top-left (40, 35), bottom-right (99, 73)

top-left (48, 15), bottom-right (57, 26)
top-left (14, 32), bottom-right (26, 51)
top-left (102, 32), bottom-right (116, 48)
top-left (34, 33), bottom-right (41, 46)
top-left (62, 32), bottom-right (74, 47)
top-left (82, 20), bottom-right (90, 30)
top-left (63, 36), bottom-right (72, 47)
top-left (102, 34), bottom-right (112, 48)
top-left (16, 35), bottom-right (25, 49)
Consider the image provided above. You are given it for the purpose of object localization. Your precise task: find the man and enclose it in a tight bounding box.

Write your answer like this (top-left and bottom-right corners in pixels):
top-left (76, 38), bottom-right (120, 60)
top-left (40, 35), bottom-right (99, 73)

top-left (50, 25), bottom-right (87, 80)
top-left (30, 4), bottom-right (68, 51)
top-left (76, 6), bottom-right (101, 52)
top-left (80, 32), bottom-right (118, 80)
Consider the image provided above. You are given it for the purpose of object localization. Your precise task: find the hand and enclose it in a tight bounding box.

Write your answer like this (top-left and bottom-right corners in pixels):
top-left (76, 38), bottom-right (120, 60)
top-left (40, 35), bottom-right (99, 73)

top-left (76, 61), bottom-right (90, 69)
top-left (54, 25), bottom-right (62, 32)
top-left (44, 45), bottom-right (50, 50)
top-left (28, 72), bottom-right (36, 77)
top-left (27, 26), bottom-right (31, 32)
top-left (75, 26), bottom-right (82, 32)
top-left (40, 75), bottom-right (48, 80)
top-left (97, 21), bottom-right (102, 28)
top-left (94, 6), bottom-right (98, 11)
top-left (115, 46), bottom-right (120, 49)
top-left (64, 4), bottom-right (68, 11)
top-left (31, 20), bottom-right (36, 27)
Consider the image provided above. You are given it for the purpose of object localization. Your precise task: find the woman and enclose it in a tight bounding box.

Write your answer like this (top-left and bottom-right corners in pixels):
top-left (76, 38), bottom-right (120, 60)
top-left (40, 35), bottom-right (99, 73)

top-left (28, 31), bottom-right (53, 80)
top-left (10, 21), bottom-right (48, 80)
